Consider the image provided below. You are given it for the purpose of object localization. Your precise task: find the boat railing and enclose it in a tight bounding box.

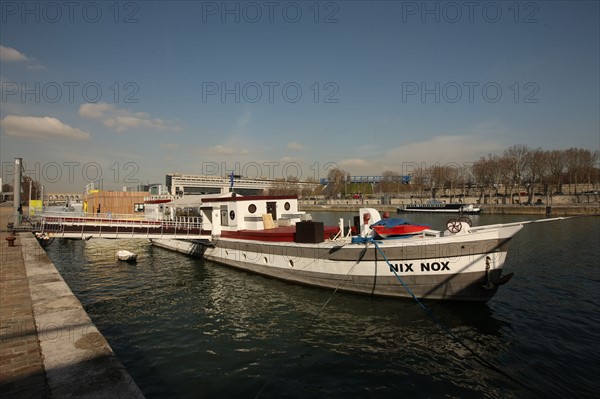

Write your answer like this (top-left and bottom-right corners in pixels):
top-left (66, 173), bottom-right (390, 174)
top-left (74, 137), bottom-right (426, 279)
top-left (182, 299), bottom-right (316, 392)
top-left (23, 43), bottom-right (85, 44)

top-left (38, 212), bottom-right (204, 232)
top-left (162, 216), bottom-right (203, 230)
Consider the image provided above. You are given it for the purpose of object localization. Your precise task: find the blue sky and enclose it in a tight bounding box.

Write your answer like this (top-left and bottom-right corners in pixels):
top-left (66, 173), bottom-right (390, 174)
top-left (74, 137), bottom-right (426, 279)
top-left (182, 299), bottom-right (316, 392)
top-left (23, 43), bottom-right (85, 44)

top-left (1, 1), bottom-right (599, 191)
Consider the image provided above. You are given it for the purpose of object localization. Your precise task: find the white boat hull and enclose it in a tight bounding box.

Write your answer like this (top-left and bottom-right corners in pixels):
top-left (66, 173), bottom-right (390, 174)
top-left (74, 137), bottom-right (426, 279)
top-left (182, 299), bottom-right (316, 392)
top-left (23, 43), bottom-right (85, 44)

top-left (151, 224), bottom-right (521, 302)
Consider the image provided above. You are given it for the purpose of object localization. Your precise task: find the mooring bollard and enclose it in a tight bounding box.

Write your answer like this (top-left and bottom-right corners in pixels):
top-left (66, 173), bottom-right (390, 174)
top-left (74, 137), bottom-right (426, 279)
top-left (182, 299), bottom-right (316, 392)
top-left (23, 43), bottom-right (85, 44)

top-left (6, 236), bottom-right (16, 247)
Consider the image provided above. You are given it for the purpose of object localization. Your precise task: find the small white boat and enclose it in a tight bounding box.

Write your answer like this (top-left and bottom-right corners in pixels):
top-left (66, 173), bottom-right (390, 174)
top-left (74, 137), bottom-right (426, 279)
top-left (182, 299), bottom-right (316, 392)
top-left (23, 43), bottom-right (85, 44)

top-left (399, 200), bottom-right (482, 214)
top-left (117, 250), bottom-right (137, 262)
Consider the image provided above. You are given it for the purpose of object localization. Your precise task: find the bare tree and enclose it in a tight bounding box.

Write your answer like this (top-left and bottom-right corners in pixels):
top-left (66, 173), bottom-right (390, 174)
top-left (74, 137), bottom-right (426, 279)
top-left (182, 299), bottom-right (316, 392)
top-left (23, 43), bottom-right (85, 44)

top-left (580, 149), bottom-right (599, 200)
top-left (300, 176), bottom-right (318, 197)
top-left (523, 148), bottom-right (549, 202)
top-left (456, 163), bottom-right (473, 198)
top-left (503, 144), bottom-right (530, 203)
top-left (472, 156), bottom-right (495, 202)
top-left (565, 148), bottom-right (584, 195)
top-left (408, 166), bottom-right (427, 200)
top-left (324, 167), bottom-right (348, 197)
top-left (381, 170), bottom-right (402, 194)
top-left (426, 165), bottom-right (459, 199)
top-left (547, 149), bottom-right (567, 195)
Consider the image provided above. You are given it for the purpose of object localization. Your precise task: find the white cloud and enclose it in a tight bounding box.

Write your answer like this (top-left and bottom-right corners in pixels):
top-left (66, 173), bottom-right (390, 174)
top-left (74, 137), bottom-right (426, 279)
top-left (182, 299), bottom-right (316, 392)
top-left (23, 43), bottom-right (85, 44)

top-left (382, 135), bottom-right (504, 168)
top-left (316, 133), bottom-right (506, 176)
top-left (160, 143), bottom-right (179, 150)
top-left (79, 103), bottom-right (114, 118)
top-left (208, 145), bottom-right (235, 155)
top-left (79, 102), bottom-right (180, 133)
top-left (1, 115), bottom-right (91, 141)
top-left (339, 158), bottom-right (369, 168)
top-left (0, 45), bottom-right (45, 69)
top-left (0, 45), bottom-right (28, 62)
top-left (287, 141), bottom-right (304, 150)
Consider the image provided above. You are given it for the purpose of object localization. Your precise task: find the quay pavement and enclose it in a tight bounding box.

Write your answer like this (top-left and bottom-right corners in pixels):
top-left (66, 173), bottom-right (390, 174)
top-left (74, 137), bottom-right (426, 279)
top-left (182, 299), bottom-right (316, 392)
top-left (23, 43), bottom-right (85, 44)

top-left (1, 221), bottom-right (145, 397)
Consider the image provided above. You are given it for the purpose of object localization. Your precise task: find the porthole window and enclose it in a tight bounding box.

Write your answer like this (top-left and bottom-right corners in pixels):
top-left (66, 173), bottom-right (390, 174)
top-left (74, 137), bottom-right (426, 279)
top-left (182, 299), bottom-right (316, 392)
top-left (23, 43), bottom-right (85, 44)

top-left (248, 204), bottom-right (257, 214)
top-left (229, 210), bottom-right (235, 220)
top-left (284, 202), bottom-right (291, 211)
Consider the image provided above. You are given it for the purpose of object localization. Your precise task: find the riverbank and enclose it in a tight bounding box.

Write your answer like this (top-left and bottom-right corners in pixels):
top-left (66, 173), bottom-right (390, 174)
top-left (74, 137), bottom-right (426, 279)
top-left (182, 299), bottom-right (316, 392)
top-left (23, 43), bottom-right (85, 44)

top-left (299, 203), bottom-right (600, 216)
top-left (0, 204), bottom-right (145, 398)
top-left (480, 204), bottom-right (599, 216)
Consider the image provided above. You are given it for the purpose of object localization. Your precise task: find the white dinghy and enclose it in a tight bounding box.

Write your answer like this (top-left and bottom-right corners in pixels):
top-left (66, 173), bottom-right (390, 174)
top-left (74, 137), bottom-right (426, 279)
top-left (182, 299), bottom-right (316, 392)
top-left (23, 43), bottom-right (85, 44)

top-left (117, 250), bottom-right (138, 262)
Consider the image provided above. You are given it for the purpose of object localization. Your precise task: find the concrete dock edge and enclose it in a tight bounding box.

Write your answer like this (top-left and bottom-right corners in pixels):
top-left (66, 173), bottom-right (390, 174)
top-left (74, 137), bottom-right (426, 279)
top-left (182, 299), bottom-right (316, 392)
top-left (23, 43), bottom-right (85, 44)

top-left (7, 233), bottom-right (146, 398)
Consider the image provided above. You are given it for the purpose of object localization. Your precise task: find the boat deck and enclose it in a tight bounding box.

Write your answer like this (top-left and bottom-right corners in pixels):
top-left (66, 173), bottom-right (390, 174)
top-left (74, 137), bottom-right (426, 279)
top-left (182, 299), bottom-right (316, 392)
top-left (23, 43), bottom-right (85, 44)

top-left (221, 225), bottom-right (340, 242)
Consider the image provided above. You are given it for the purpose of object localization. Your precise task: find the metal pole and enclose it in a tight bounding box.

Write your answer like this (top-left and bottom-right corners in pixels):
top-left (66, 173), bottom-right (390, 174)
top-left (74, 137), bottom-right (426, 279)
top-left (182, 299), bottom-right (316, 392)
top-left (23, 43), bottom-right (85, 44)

top-left (14, 158), bottom-right (22, 226)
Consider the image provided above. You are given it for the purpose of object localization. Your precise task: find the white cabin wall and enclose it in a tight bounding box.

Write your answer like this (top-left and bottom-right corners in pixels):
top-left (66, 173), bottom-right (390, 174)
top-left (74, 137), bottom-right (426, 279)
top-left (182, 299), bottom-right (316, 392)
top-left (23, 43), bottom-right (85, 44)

top-left (211, 209), bottom-right (221, 235)
top-left (200, 208), bottom-right (214, 232)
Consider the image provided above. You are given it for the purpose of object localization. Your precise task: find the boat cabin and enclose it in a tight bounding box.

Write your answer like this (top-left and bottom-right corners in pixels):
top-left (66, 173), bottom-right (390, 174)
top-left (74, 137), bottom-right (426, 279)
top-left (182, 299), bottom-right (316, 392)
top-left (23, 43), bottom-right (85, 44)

top-left (149, 193), bottom-right (337, 242)
top-left (197, 194), bottom-right (306, 235)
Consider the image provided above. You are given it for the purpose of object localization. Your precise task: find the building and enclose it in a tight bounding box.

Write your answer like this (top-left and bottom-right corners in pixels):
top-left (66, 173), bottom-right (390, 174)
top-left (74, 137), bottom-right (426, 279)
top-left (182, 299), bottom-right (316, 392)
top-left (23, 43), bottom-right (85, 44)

top-left (165, 173), bottom-right (319, 196)
top-left (84, 190), bottom-right (148, 215)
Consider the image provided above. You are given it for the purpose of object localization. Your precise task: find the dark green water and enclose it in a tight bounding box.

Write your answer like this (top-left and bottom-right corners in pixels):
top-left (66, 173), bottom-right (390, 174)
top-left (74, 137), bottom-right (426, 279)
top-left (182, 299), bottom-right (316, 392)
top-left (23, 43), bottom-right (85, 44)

top-left (45, 213), bottom-right (600, 398)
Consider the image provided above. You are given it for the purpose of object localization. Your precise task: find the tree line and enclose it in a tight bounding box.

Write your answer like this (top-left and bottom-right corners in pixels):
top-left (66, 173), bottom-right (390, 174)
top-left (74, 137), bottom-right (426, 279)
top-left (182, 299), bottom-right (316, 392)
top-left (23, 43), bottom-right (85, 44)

top-left (321, 145), bottom-right (599, 202)
top-left (469, 145), bottom-right (598, 201)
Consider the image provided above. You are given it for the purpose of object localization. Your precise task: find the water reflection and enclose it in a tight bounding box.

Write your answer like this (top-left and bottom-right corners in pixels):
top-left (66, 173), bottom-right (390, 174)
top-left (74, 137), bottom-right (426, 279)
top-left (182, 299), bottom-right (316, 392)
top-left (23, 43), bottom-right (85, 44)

top-left (43, 214), bottom-right (600, 398)
top-left (46, 237), bottom-right (521, 398)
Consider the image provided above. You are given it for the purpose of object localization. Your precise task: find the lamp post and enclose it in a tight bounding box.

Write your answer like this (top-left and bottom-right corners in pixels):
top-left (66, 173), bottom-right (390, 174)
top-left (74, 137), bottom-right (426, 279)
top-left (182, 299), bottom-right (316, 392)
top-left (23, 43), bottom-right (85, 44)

top-left (13, 158), bottom-right (22, 226)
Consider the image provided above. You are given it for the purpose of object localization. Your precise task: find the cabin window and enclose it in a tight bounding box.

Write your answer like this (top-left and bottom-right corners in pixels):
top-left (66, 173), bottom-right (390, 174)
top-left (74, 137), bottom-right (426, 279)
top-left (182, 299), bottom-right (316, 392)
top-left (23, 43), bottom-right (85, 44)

top-left (248, 204), bottom-right (257, 214)
top-left (284, 202), bottom-right (291, 211)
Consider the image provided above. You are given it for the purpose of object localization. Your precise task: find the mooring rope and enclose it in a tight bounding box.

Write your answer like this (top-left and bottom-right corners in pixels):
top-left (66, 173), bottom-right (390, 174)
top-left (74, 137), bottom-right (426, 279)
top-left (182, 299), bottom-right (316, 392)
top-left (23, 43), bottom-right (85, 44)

top-left (368, 238), bottom-right (537, 394)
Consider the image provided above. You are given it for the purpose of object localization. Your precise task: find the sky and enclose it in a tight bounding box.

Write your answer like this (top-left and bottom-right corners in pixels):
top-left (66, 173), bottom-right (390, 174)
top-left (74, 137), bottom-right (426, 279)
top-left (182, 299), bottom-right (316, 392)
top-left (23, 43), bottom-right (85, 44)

top-left (1, 0), bottom-right (599, 192)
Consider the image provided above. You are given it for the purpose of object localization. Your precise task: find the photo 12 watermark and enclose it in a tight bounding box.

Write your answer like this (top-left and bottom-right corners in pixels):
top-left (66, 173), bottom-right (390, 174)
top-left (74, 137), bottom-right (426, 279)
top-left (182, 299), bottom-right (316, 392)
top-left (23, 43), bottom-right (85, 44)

top-left (401, 81), bottom-right (540, 104)
top-left (399, 1), bottom-right (540, 24)
top-left (1, 81), bottom-right (140, 104)
top-left (200, 161), bottom-right (340, 181)
top-left (200, 1), bottom-right (340, 24)
top-left (1, 1), bottom-right (140, 23)
top-left (2, 161), bottom-right (141, 186)
top-left (201, 81), bottom-right (340, 104)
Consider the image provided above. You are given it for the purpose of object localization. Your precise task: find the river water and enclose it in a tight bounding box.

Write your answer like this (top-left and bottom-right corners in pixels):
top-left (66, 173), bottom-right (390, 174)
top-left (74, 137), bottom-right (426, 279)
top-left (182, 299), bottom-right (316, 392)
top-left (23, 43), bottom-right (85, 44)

top-left (44, 213), bottom-right (599, 398)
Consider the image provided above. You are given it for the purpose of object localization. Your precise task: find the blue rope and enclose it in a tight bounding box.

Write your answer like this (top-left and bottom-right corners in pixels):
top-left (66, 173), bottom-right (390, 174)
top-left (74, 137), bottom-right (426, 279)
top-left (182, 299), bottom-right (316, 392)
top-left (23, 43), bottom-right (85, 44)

top-left (369, 238), bottom-right (457, 337)
top-left (365, 237), bottom-right (535, 393)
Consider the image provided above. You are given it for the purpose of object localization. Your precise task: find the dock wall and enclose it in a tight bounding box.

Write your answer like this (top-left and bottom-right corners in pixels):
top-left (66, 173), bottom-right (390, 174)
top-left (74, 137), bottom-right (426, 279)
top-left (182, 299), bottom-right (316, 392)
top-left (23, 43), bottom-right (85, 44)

top-left (1, 232), bottom-right (145, 398)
